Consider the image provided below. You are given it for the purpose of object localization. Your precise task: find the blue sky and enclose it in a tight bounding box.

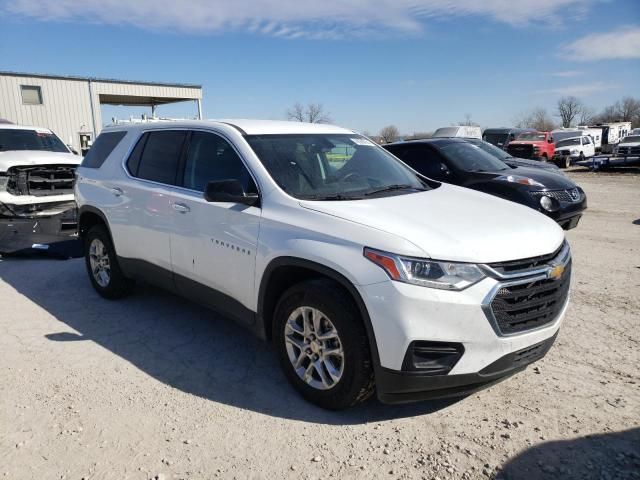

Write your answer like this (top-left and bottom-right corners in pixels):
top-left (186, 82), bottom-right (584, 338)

top-left (1, 0), bottom-right (639, 134)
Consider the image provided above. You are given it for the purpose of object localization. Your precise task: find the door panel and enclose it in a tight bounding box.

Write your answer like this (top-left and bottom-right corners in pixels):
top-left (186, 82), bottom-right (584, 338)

top-left (169, 131), bottom-right (261, 315)
top-left (107, 130), bottom-right (186, 272)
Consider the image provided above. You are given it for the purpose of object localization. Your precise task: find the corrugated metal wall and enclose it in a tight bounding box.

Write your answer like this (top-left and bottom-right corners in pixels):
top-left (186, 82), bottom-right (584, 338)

top-left (0, 73), bottom-right (202, 151)
top-left (0, 75), bottom-right (94, 150)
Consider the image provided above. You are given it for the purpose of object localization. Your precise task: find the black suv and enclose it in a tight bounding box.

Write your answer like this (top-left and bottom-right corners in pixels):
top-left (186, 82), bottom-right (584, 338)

top-left (384, 139), bottom-right (587, 230)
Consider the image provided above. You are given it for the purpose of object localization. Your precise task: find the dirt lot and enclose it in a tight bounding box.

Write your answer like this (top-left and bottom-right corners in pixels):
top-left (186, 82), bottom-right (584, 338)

top-left (1, 169), bottom-right (639, 480)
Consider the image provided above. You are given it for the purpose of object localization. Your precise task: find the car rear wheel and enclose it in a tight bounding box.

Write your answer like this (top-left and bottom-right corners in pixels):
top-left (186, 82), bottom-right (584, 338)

top-left (84, 225), bottom-right (134, 299)
top-left (273, 279), bottom-right (374, 410)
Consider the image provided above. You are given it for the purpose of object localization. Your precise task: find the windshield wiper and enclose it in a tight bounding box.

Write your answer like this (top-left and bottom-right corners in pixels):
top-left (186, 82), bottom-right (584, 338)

top-left (301, 194), bottom-right (364, 201)
top-left (364, 184), bottom-right (426, 197)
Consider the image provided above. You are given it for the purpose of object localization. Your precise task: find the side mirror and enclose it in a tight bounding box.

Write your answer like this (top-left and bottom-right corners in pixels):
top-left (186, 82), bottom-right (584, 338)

top-left (204, 180), bottom-right (259, 206)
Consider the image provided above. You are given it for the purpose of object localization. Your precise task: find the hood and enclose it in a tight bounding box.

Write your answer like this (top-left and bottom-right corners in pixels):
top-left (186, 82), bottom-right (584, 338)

top-left (504, 158), bottom-right (561, 172)
top-left (0, 150), bottom-right (80, 171)
top-left (505, 166), bottom-right (576, 189)
top-left (299, 184), bottom-right (564, 264)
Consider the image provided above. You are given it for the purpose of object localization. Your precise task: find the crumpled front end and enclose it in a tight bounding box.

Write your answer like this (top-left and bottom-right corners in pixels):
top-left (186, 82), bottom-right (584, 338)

top-left (0, 199), bottom-right (80, 255)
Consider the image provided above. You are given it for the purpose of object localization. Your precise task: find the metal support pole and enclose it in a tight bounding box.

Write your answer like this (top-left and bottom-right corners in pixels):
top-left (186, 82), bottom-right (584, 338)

top-left (196, 99), bottom-right (203, 120)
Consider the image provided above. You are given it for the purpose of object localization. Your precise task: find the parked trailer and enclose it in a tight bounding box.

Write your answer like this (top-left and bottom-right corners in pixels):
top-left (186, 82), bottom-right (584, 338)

top-left (574, 154), bottom-right (640, 171)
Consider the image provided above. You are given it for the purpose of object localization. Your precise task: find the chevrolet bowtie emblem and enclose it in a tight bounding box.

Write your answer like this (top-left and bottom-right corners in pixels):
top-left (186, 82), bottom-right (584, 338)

top-left (548, 264), bottom-right (565, 280)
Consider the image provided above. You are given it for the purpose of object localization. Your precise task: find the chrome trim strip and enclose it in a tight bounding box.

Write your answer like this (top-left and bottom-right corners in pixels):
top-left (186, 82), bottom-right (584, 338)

top-left (480, 242), bottom-right (571, 280)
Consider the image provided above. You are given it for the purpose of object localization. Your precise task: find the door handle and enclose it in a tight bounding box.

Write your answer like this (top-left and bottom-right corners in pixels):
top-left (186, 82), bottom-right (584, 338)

top-left (172, 203), bottom-right (191, 213)
top-left (110, 187), bottom-right (124, 197)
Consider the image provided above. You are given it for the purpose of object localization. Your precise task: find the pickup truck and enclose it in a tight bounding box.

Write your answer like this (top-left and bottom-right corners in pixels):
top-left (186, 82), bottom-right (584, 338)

top-left (506, 132), bottom-right (555, 162)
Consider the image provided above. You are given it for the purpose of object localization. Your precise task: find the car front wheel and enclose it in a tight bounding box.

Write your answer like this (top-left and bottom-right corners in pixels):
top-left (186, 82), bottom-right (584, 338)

top-left (273, 279), bottom-right (374, 410)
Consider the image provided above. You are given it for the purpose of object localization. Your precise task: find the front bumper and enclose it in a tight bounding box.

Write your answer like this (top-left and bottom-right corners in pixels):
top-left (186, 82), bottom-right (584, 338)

top-left (359, 251), bottom-right (569, 404)
top-left (376, 332), bottom-right (557, 403)
top-left (0, 206), bottom-right (81, 256)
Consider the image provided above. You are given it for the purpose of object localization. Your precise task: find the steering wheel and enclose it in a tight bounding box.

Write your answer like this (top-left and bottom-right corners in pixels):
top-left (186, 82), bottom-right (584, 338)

top-left (341, 172), bottom-right (361, 183)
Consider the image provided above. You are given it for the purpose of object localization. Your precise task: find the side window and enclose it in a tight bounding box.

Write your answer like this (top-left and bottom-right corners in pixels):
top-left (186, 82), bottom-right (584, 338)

top-left (126, 133), bottom-right (148, 176)
top-left (401, 145), bottom-right (447, 180)
top-left (81, 131), bottom-right (127, 168)
top-left (135, 130), bottom-right (187, 185)
top-left (182, 131), bottom-right (257, 193)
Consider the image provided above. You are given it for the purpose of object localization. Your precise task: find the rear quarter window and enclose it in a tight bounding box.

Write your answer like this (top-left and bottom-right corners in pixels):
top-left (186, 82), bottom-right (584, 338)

top-left (81, 131), bottom-right (127, 168)
top-left (132, 130), bottom-right (187, 185)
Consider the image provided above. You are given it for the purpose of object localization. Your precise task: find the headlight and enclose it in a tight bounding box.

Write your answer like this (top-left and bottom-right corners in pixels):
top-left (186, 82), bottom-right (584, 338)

top-left (496, 175), bottom-right (545, 187)
top-left (0, 175), bottom-right (7, 191)
top-left (539, 195), bottom-right (559, 212)
top-left (364, 248), bottom-right (486, 290)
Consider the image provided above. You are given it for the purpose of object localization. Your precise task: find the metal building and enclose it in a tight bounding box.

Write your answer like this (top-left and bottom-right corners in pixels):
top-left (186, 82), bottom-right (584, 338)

top-left (0, 71), bottom-right (202, 152)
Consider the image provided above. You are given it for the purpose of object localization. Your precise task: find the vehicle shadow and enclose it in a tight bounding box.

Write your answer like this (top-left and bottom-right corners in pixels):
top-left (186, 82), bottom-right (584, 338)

top-left (500, 428), bottom-right (640, 479)
top-left (0, 257), bottom-right (459, 425)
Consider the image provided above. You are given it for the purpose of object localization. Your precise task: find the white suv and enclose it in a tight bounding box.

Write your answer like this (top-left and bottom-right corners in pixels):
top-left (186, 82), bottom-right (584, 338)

top-left (75, 120), bottom-right (571, 409)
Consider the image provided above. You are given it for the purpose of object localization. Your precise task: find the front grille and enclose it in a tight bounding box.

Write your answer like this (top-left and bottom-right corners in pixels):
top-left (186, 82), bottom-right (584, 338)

top-left (490, 260), bottom-right (571, 335)
top-left (617, 146), bottom-right (640, 156)
top-left (487, 241), bottom-right (566, 276)
top-left (7, 165), bottom-right (76, 197)
top-left (507, 144), bottom-right (535, 159)
top-left (530, 188), bottom-right (581, 203)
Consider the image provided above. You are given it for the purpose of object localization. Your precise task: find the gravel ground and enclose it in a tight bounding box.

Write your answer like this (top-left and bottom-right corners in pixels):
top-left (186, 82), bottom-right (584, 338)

top-left (1, 169), bottom-right (639, 480)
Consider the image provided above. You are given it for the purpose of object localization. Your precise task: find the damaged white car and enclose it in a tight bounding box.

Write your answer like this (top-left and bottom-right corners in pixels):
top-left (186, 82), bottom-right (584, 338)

top-left (0, 124), bottom-right (81, 255)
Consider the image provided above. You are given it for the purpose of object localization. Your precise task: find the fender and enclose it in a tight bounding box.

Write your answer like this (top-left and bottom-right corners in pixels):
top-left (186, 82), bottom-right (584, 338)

top-left (257, 256), bottom-right (381, 368)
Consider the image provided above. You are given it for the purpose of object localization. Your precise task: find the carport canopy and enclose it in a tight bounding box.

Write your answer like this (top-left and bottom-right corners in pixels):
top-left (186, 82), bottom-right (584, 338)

top-left (99, 93), bottom-right (195, 106)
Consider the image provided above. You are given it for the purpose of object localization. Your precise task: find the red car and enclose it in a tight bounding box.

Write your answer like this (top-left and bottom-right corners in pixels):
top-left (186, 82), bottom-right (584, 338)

top-left (506, 132), bottom-right (555, 162)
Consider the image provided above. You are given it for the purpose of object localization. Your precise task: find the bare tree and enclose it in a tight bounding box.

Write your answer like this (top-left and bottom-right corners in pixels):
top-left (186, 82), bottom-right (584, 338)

top-left (616, 97), bottom-right (640, 123)
top-left (557, 96), bottom-right (583, 128)
top-left (379, 125), bottom-right (400, 144)
top-left (458, 113), bottom-right (479, 127)
top-left (578, 106), bottom-right (596, 125)
top-left (286, 102), bottom-right (332, 124)
top-left (514, 108), bottom-right (556, 131)
top-left (594, 104), bottom-right (620, 123)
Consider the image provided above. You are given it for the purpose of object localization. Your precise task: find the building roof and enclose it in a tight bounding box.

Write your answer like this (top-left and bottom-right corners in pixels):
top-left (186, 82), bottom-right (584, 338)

top-left (0, 70), bottom-right (201, 89)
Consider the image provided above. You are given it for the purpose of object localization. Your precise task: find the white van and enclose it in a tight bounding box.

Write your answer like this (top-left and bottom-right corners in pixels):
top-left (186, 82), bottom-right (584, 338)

top-left (432, 126), bottom-right (482, 139)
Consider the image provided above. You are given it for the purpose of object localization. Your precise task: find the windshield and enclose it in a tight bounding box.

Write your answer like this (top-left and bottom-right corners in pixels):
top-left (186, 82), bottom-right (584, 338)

top-left (438, 142), bottom-right (510, 172)
top-left (482, 132), bottom-right (509, 146)
top-left (0, 129), bottom-right (68, 153)
top-left (517, 133), bottom-right (546, 141)
top-left (245, 134), bottom-right (428, 200)
top-left (468, 139), bottom-right (512, 160)
top-left (621, 135), bottom-right (640, 143)
top-left (556, 138), bottom-right (581, 147)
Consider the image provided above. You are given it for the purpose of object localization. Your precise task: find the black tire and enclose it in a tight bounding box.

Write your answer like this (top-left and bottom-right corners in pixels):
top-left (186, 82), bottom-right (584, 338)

top-left (84, 224), bottom-right (134, 299)
top-left (273, 278), bottom-right (374, 410)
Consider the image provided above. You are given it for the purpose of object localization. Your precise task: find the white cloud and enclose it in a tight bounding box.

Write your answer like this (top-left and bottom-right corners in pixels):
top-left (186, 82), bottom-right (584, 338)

top-left (550, 70), bottom-right (584, 77)
top-left (2, 0), bottom-right (593, 38)
top-left (562, 25), bottom-right (640, 61)
top-left (534, 81), bottom-right (619, 96)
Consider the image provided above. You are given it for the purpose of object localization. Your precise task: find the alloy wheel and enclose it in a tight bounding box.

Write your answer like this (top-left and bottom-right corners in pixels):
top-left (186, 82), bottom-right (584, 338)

top-left (89, 238), bottom-right (111, 288)
top-left (284, 306), bottom-right (345, 390)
